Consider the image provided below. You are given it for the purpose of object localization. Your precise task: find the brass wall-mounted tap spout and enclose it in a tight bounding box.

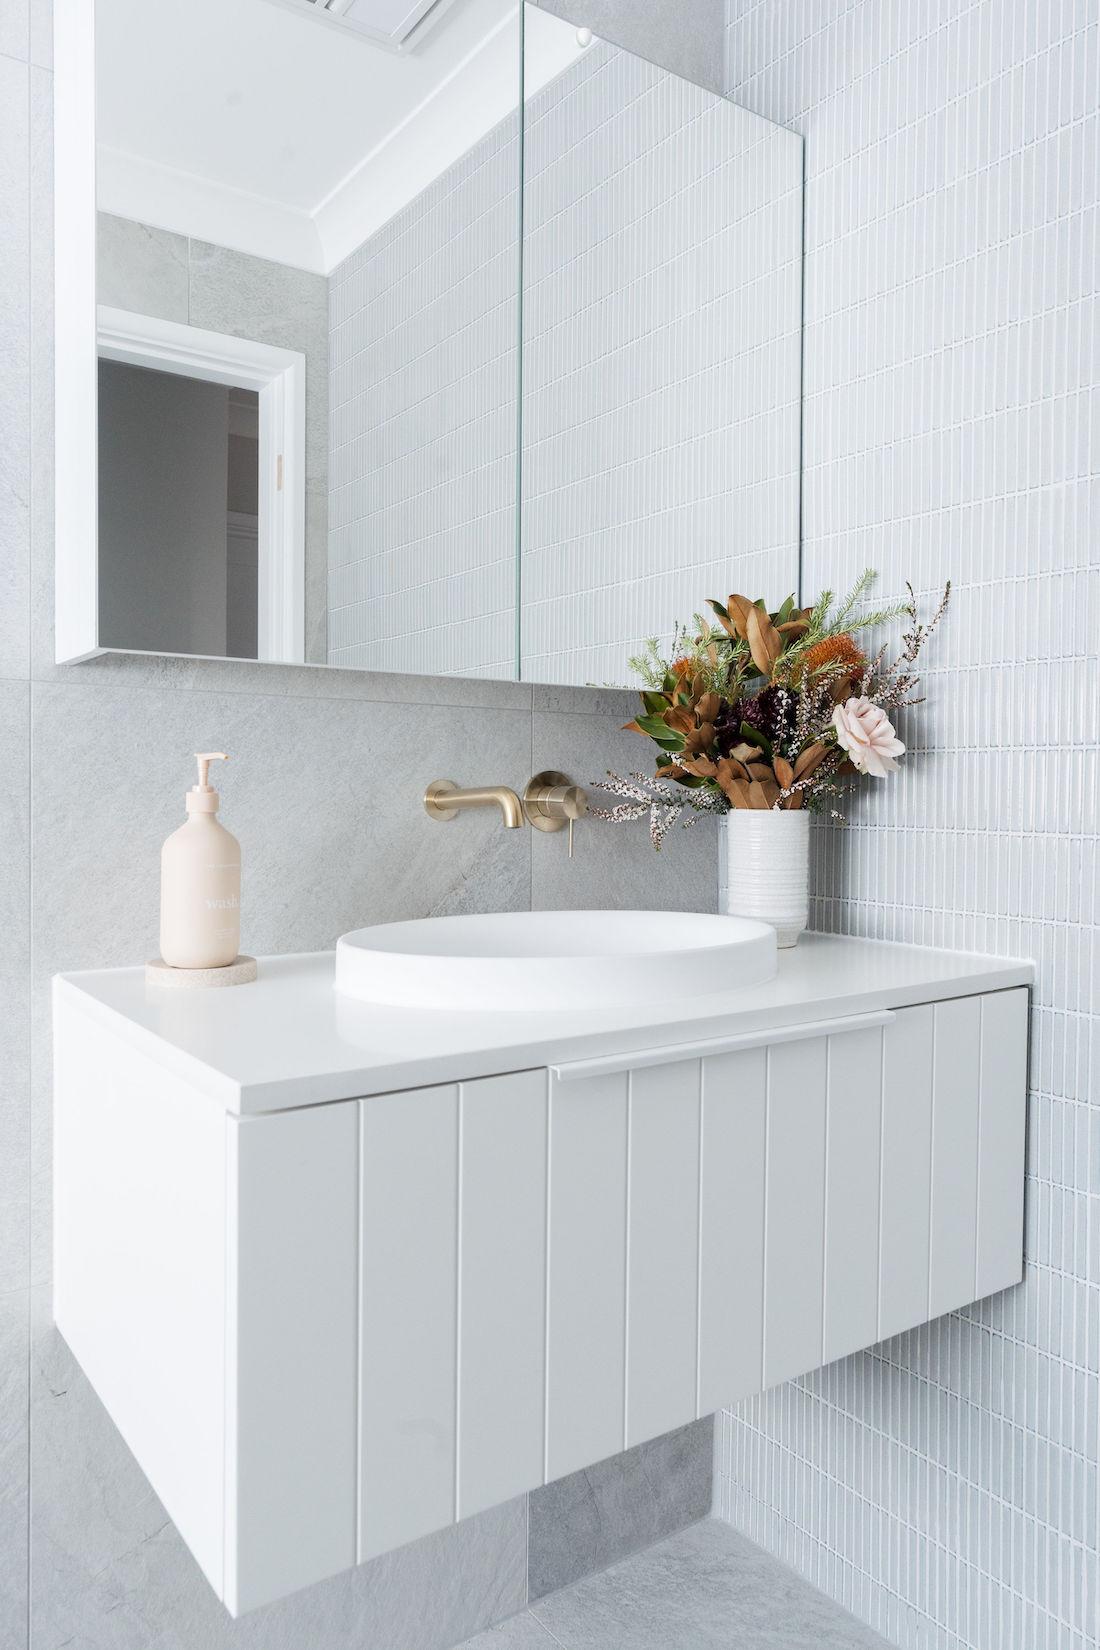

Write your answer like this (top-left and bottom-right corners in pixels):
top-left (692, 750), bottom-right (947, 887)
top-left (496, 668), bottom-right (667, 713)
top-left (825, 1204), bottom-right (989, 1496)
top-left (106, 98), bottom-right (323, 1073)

top-left (423, 780), bottom-right (526, 828)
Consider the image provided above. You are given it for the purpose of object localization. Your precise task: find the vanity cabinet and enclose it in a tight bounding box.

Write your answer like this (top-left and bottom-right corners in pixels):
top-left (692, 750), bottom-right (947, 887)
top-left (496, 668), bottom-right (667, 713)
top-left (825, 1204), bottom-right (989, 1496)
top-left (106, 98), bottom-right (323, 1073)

top-left (53, 950), bottom-right (1029, 1616)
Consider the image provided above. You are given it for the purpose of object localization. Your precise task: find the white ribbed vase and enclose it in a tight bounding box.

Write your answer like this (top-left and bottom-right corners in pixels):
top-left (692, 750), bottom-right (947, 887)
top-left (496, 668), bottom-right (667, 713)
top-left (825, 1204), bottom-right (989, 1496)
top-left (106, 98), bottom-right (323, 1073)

top-left (723, 809), bottom-right (809, 948)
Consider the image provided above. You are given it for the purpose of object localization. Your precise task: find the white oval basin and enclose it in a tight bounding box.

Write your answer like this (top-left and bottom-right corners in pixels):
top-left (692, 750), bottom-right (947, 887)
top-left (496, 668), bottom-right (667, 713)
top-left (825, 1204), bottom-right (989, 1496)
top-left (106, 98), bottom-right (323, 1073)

top-left (335, 910), bottom-right (777, 1011)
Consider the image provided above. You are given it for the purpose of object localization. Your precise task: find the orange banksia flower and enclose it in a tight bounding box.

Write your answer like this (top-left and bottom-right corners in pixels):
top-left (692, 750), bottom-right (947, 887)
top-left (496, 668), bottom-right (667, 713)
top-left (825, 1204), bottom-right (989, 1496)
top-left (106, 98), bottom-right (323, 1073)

top-left (802, 633), bottom-right (865, 678)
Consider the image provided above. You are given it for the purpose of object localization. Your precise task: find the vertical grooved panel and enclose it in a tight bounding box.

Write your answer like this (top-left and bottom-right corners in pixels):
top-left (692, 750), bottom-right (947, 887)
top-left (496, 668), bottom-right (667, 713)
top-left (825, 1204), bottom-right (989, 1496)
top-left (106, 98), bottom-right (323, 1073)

top-left (358, 1085), bottom-right (458, 1560)
top-left (975, 988), bottom-right (1029, 1298)
top-left (229, 1102), bottom-right (358, 1614)
top-left (878, 1005), bottom-right (934, 1340)
top-left (625, 1061), bottom-right (701, 1447)
top-left (929, 998), bottom-right (982, 1318)
top-left (457, 1069), bottom-right (547, 1519)
top-left (698, 1047), bottom-right (767, 1413)
top-left (545, 1070), bottom-right (628, 1481)
top-left (763, 1038), bottom-right (827, 1388)
top-left (822, 1026), bottom-right (882, 1365)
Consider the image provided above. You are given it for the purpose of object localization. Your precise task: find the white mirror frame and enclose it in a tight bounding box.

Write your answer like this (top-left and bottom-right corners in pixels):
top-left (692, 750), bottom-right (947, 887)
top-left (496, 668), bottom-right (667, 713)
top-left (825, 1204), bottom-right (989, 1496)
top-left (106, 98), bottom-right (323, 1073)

top-left (55, 0), bottom-right (306, 666)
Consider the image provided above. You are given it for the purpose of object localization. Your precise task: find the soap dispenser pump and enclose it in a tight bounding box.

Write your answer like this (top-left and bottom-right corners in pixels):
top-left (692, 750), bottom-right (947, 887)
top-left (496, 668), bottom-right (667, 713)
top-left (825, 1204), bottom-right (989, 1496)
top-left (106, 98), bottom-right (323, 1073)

top-left (159, 752), bottom-right (242, 970)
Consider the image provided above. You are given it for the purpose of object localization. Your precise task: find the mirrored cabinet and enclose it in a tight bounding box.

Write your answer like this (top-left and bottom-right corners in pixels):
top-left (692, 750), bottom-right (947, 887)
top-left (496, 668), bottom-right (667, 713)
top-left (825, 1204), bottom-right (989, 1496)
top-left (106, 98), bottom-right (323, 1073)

top-left (56, 0), bottom-right (802, 686)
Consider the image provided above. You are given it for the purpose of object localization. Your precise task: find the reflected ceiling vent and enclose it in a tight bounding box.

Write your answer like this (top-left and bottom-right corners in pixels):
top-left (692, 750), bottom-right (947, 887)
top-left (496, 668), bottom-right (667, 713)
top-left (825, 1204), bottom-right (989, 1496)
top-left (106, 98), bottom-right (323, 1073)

top-left (263, 0), bottom-right (458, 53)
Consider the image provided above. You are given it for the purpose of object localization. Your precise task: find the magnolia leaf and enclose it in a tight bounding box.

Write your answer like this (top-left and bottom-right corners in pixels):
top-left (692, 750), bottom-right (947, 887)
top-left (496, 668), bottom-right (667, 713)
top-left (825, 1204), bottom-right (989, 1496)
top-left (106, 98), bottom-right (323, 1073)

top-left (773, 755), bottom-right (795, 789)
top-left (730, 741), bottom-right (758, 763)
top-left (785, 789), bottom-right (805, 810)
top-left (695, 691), bottom-right (720, 723)
top-left (718, 772), bottom-right (752, 808)
top-left (663, 707), bottom-right (695, 736)
top-left (744, 762), bottom-right (772, 784)
top-left (793, 742), bottom-right (827, 779)
top-left (706, 598), bottom-right (738, 638)
top-left (747, 781), bottom-right (772, 810)
top-left (725, 595), bottom-right (756, 639)
top-left (635, 712), bottom-right (680, 739)
top-left (746, 605), bottom-right (782, 676)
top-left (740, 721), bottom-right (775, 761)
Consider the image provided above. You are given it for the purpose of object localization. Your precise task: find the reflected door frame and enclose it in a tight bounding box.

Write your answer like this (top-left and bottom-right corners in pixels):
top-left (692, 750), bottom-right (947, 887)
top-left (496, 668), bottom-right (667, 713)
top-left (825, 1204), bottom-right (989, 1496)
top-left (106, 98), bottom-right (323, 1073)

top-left (94, 308), bottom-right (307, 664)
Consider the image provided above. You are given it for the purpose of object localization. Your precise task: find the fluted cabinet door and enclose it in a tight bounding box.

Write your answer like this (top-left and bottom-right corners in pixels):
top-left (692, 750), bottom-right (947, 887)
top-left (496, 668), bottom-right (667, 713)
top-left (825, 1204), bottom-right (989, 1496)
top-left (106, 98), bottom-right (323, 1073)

top-left (762, 1038), bottom-right (828, 1387)
top-left (823, 1025), bottom-right (883, 1364)
top-left (878, 1005), bottom-right (935, 1339)
top-left (457, 1069), bottom-right (548, 1520)
top-left (545, 1070), bottom-right (629, 1480)
top-left (359, 1084), bottom-right (459, 1560)
top-left (929, 997), bottom-right (983, 1317)
top-left (697, 1047), bottom-right (767, 1412)
top-left (625, 1061), bottom-right (701, 1447)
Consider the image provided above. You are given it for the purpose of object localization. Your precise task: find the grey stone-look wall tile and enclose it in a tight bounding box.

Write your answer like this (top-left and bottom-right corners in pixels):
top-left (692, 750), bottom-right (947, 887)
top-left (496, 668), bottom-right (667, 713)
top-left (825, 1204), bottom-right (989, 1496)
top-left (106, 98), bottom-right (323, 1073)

top-left (29, 681), bottom-right (533, 1274)
top-left (527, 1419), bottom-right (712, 1602)
top-left (530, 710), bottom-right (718, 914)
top-left (530, 0), bottom-right (727, 96)
top-left (96, 214), bottom-right (188, 323)
top-left (531, 1518), bottom-right (891, 1649)
top-left (28, 62), bottom-right (52, 688)
top-left (31, 1291), bottom-right (525, 1650)
top-left (455, 1611), bottom-right (558, 1648)
top-left (36, 646), bottom-right (535, 708)
top-left (0, 53), bottom-right (30, 682)
top-left (28, 0), bottom-right (48, 69)
top-left (28, 62), bottom-right (50, 671)
top-left (0, 684), bottom-right (30, 1296)
top-left (0, 1290), bottom-right (28, 1650)
top-left (0, 0), bottom-right (28, 63)
top-left (529, 684), bottom-right (636, 720)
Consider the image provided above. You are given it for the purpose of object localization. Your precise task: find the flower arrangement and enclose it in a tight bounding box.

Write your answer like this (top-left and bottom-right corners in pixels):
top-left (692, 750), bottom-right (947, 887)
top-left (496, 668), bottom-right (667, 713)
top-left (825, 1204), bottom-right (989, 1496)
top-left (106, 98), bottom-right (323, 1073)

top-left (594, 570), bottom-right (950, 849)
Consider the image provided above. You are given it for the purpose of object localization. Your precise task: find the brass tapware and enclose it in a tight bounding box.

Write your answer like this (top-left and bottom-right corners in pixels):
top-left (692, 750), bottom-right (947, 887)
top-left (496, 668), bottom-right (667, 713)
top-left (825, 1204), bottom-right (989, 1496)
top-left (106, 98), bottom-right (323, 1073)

top-left (523, 771), bottom-right (588, 857)
top-left (423, 780), bottom-right (526, 829)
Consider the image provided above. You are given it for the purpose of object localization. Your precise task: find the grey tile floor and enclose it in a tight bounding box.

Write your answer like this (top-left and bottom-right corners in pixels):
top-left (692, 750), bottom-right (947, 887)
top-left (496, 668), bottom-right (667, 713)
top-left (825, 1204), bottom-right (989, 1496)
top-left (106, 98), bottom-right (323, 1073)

top-left (459, 1519), bottom-right (890, 1649)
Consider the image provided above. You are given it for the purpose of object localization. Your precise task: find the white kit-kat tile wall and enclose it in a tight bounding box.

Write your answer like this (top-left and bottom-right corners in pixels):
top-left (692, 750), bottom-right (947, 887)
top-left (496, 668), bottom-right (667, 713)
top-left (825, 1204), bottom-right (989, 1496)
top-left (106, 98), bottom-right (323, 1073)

top-left (715, 4), bottom-right (1099, 1650)
top-left (520, 40), bottom-right (802, 686)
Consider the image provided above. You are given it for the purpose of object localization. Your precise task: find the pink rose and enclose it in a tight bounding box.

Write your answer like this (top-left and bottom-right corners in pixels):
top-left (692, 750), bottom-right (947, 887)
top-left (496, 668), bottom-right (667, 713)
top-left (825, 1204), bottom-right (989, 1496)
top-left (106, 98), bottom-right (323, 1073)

top-left (832, 696), bottom-right (905, 777)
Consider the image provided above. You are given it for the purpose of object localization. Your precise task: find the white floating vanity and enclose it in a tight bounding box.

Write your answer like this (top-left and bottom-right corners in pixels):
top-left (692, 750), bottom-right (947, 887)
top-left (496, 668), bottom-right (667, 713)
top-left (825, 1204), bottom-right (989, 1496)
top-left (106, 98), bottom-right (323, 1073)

top-left (53, 931), bottom-right (1031, 1616)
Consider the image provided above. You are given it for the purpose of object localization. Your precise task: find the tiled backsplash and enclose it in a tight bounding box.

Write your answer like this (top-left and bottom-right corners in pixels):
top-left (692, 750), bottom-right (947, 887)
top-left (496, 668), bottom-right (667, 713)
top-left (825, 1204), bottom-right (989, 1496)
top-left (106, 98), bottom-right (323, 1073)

top-left (715, 4), bottom-right (1098, 1648)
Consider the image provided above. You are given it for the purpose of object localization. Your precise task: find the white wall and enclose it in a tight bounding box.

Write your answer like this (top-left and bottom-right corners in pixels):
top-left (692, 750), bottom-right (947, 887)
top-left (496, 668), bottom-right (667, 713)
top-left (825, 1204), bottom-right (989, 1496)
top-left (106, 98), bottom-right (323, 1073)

top-left (715, 6), bottom-right (1099, 1650)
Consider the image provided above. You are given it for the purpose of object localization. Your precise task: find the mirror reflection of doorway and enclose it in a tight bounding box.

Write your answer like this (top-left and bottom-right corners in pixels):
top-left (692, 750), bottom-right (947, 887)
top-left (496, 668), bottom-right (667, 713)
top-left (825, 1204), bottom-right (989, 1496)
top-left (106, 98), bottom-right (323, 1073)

top-left (94, 307), bottom-right (306, 662)
top-left (97, 361), bottom-right (260, 658)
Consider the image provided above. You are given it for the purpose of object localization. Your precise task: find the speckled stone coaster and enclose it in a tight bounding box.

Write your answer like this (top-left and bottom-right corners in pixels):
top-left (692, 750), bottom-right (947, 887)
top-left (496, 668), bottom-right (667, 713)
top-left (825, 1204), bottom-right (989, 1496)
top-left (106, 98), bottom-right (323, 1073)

top-left (146, 955), bottom-right (257, 988)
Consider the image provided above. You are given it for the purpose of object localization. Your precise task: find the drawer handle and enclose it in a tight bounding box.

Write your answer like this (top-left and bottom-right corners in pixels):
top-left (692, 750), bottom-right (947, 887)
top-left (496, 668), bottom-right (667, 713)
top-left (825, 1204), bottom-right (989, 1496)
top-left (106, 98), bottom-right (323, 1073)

top-left (550, 1009), bottom-right (896, 1083)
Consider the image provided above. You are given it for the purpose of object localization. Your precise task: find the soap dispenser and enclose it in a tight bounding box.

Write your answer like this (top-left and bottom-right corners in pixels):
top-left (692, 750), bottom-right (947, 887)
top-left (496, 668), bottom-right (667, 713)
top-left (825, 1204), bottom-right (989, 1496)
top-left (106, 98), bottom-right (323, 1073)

top-left (159, 752), bottom-right (242, 969)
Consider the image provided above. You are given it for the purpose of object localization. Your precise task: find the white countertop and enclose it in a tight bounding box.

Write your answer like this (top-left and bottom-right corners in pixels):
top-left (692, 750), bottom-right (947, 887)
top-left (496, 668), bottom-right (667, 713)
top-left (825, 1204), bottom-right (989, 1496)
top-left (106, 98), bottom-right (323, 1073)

top-left (54, 935), bottom-right (1033, 1116)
